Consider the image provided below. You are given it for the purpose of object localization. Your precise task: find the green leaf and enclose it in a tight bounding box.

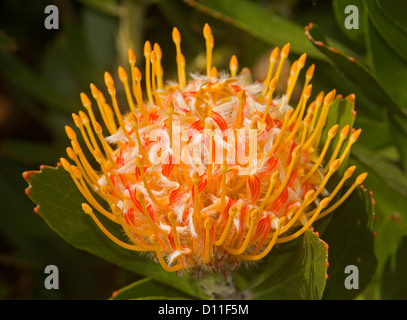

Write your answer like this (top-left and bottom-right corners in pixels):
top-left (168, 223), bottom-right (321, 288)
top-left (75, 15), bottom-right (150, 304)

top-left (364, 0), bottom-right (407, 64)
top-left (366, 19), bottom-right (407, 170)
top-left (305, 23), bottom-right (407, 119)
top-left (0, 51), bottom-right (77, 113)
top-left (306, 22), bottom-right (407, 171)
top-left (380, 236), bottom-right (407, 300)
top-left (318, 187), bottom-right (377, 300)
top-left (389, 115), bottom-right (407, 173)
top-left (333, 0), bottom-right (366, 43)
top-left (77, 0), bottom-right (122, 17)
top-left (234, 230), bottom-right (328, 300)
top-left (374, 216), bottom-right (407, 278)
top-left (354, 114), bottom-right (392, 151)
top-left (24, 165), bottom-right (210, 300)
top-left (109, 277), bottom-right (194, 300)
top-left (186, 0), bottom-right (327, 60)
top-left (349, 154), bottom-right (407, 223)
top-left (351, 144), bottom-right (407, 200)
top-left (376, 0), bottom-right (407, 34)
top-left (366, 18), bottom-right (407, 109)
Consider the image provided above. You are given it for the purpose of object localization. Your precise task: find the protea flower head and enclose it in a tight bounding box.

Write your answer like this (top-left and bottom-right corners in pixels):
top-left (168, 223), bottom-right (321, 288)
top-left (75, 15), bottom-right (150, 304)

top-left (60, 24), bottom-right (366, 273)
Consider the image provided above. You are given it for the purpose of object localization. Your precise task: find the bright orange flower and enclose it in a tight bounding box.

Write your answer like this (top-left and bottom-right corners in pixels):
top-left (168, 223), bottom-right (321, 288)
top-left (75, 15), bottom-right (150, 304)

top-left (61, 24), bottom-right (366, 273)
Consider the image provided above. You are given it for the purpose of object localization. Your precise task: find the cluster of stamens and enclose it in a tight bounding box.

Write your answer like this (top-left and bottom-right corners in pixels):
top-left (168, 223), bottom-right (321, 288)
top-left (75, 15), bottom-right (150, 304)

top-left (60, 24), bottom-right (366, 273)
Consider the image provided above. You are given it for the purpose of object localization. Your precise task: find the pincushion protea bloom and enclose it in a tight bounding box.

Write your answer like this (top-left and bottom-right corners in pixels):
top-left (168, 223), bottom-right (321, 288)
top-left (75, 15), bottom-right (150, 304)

top-left (59, 24), bottom-right (366, 273)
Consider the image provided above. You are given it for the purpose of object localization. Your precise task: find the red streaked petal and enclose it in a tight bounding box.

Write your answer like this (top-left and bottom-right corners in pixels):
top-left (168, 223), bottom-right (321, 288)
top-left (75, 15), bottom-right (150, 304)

top-left (211, 111), bottom-right (228, 131)
top-left (169, 186), bottom-right (185, 205)
top-left (248, 174), bottom-right (260, 202)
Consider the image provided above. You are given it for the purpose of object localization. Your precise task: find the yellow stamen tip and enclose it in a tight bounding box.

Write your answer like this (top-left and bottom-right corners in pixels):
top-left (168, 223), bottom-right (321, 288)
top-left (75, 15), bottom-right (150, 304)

top-left (204, 218), bottom-right (212, 229)
top-left (330, 159), bottom-right (341, 171)
top-left (65, 126), bottom-right (77, 140)
top-left (290, 61), bottom-right (298, 74)
top-left (324, 90), bottom-right (336, 104)
top-left (304, 84), bottom-right (313, 98)
top-left (356, 172), bottom-right (368, 184)
top-left (172, 28), bottom-right (181, 43)
top-left (89, 84), bottom-right (99, 99)
top-left (72, 113), bottom-right (82, 127)
top-left (60, 157), bottom-right (71, 172)
top-left (229, 205), bottom-right (237, 216)
top-left (281, 43), bottom-right (291, 57)
top-left (298, 53), bottom-right (307, 67)
top-left (229, 55), bottom-right (238, 76)
top-left (71, 165), bottom-right (82, 178)
top-left (118, 66), bottom-right (128, 82)
top-left (316, 91), bottom-right (325, 105)
top-left (270, 47), bottom-right (279, 61)
top-left (203, 23), bottom-right (212, 38)
top-left (93, 121), bottom-right (102, 134)
top-left (340, 125), bottom-right (350, 138)
top-left (80, 92), bottom-right (91, 108)
top-left (271, 170), bottom-right (279, 183)
top-left (150, 50), bottom-right (157, 63)
top-left (104, 71), bottom-right (114, 87)
top-left (192, 171), bottom-right (200, 182)
top-left (306, 64), bottom-right (315, 79)
top-left (210, 66), bottom-right (218, 78)
top-left (351, 128), bottom-right (362, 141)
top-left (345, 166), bottom-right (357, 177)
top-left (168, 210), bottom-right (177, 223)
top-left (328, 124), bottom-right (339, 137)
top-left (128, 48), bottom-right (136, 65)
top-left (304, 190), bottom-right (315, 201)
top-left (304, 112), bottom-right (312, 124)
top-left (78, 111), bottom-right (89, 124)
top-left (66, 147), bottom-right (76, 160)
top-left (269, 77), bottom-right (277, 90)
top-left (250, 209), bottom-right (259, 220)
top-left (81, 203), bottom-right (93, 215)
top-left (136, 190), bottom-right (144, 202)
top-left (320, 197), bottom-right (330, 208)
top-left (154, 43), bottom-right (162, 57)
top-left (144, 41), bottom-right (152, 55)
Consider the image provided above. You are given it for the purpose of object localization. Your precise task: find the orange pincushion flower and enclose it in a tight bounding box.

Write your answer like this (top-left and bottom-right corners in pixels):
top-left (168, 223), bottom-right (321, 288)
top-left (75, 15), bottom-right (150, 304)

top-left (61, 24), bottom-right (366, 273)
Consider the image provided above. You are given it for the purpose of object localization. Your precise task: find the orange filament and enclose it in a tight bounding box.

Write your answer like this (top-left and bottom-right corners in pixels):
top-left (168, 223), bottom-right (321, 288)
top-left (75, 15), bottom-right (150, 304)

top-left (82, 203), bottom-right (145, 251)
top-left (240, 217), bottom-right (286, 261)
top-left (263, 47), bottom-right (279, 95)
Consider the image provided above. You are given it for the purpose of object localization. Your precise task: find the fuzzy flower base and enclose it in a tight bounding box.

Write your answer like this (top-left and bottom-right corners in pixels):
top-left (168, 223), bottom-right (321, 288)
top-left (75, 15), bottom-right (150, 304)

top-left (60, 24), bottom-right (366, 273)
